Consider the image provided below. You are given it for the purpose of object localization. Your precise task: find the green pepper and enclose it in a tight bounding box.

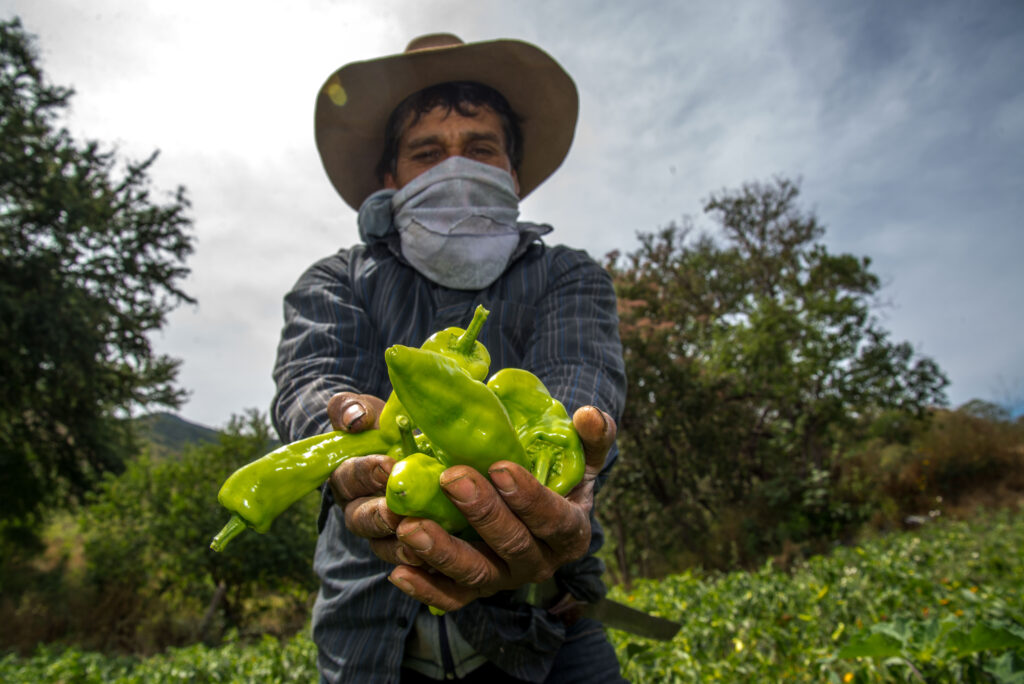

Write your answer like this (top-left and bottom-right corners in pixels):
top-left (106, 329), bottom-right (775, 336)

top-left (419, 304), bottom-right (491, 381)
top-left (386, 452), bottom-right (469, 533)
top-left (379, 305), bottom-right (491, 444)
top-left (486, 368), bottom-right (586, 495)
top-left (210, 428), bottom-right (390, 551)
top-left (385, 416), bottom-right (466, 532)
top-left (385, 345), bottom-right (527, 472)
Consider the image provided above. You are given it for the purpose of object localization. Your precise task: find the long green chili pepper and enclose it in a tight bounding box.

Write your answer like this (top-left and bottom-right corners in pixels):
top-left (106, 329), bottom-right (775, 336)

top-left (210, 428), bottom-right (390, 551)
top-left (486, 368), bottom-right (586, 495)
top-left (385, 345), bottom-right (527, 472)
top-left (379, 305), bottom-right (491, 444)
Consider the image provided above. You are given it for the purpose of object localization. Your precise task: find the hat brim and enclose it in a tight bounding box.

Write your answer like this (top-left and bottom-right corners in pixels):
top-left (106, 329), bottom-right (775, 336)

top-left (315, 39), bottom-right (579, 210)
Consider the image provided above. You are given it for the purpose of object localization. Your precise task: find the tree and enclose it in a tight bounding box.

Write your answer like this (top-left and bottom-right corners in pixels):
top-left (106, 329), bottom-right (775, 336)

top-left (601, 178), bottom-right (949, 580)
top-left (0, 18), bottom-right (194, 543)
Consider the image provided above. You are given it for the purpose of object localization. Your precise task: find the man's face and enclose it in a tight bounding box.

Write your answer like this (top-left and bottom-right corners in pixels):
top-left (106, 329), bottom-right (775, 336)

top-left (383, 104), bottom-right (520, 194)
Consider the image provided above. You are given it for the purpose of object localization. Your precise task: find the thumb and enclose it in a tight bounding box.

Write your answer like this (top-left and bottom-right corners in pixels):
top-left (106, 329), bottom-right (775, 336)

top-left (572, 405), bottom-right (617, 474)
top-left (327, 392), bottom-right (385, 433)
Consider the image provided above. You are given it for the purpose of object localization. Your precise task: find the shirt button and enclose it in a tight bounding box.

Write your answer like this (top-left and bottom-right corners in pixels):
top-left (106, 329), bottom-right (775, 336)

top-left (397, 616), bottom-right (409, 629)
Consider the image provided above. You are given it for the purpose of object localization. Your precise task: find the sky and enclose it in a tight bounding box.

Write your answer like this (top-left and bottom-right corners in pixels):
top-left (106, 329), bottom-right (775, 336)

top-left (5, 0), bottom-right (1023, 428)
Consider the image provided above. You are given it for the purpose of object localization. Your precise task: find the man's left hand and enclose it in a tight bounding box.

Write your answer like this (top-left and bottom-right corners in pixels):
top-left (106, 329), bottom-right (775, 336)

top-left (377, 405), bottom-right (616, 611)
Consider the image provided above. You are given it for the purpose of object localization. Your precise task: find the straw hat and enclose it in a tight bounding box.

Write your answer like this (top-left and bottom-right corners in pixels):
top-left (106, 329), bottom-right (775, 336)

top-left (314, 34), bottom-right (579, 210)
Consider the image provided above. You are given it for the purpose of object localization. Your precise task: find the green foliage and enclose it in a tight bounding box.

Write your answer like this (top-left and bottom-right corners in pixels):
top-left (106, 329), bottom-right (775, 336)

top-left (0, 631), bottom-right (318, 683)
top-left (4, 510), bottom-right (1021, 682)
top-left (0, 18), bottom-right (194, 543)
top-left (606, 508), bottom-right (1024, 682)
top-left (601, 178), bottom-right (950, 581)
top-left (851, 400), bottom-right (1024, 523)
top-left (74, 411), bottom-right (318, 650)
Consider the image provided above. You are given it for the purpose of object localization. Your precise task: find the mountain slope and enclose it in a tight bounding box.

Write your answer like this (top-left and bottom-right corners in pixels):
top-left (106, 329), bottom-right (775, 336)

top-left (134, 412), bottom-right (220, 458)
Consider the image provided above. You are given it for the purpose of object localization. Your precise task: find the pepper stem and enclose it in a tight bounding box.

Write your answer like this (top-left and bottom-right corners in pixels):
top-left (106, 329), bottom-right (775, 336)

top-left (454, 305), bottom-right (489, 354)
top-left (531, 444), bottom-right (555, 487)
top-left (396, 415), bottom-right (418, 457)
top-left (210, 514), bottom-right (248, 552)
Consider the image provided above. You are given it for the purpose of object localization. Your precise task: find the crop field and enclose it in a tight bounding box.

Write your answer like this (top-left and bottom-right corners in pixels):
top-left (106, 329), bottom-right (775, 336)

top-left (2, 508), bottom-right (1022, 683)
top-left (610, 508), bottom-right (1024, 682)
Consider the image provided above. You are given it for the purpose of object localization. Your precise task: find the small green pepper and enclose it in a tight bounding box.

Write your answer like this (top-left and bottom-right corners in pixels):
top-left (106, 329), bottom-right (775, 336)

top-left (210, 428), bottom-right (390, 551)
top-left (385, 345), bottom-right (527, 472)
top-left (379, 305), bottom-right (491, 444)
top-left (419, 304), bottom-right (491, 381)
top-left (486, 368), bottom-right (586, 495)
top-left (386, 452), bottom-right (469, 533)
top-left (385, 416), bottom-right (466, 532)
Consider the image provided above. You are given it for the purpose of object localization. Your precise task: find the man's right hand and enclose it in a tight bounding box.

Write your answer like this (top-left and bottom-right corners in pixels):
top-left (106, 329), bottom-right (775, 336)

top-left (324, 392), bottom-right (407, 548)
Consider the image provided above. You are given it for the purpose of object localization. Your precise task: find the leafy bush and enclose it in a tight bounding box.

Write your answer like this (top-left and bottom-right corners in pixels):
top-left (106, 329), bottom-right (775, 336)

top-left (607, 507), bottom-right (1024, 682)
top-left (0, 632), bottom-right (318, 683)
top-left (0, 412), bottom-right (320, 654)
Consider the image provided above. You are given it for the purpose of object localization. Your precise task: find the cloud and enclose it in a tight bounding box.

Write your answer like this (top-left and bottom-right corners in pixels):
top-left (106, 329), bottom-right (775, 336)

top-left (6, 0), bottom-right (1023, 426)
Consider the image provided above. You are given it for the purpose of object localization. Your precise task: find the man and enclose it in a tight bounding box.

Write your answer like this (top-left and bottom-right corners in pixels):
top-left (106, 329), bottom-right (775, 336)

top-left (272, 34), bottom-right (627, 683)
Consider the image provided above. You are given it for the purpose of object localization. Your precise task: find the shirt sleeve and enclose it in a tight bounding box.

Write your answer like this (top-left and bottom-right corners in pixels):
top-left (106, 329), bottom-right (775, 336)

top-left (522, 247), bottom-right (627, 604)
top-left (271, 249), bottom-right (386, 443)
top-left (524, 247), bottom-right (627, 432)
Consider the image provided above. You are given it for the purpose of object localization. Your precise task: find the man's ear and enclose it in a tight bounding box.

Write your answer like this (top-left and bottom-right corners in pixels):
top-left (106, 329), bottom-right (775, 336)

top-left (511, 169), bottom-right (521, 196)
top-left (383, 172), bottom-right (399, 190)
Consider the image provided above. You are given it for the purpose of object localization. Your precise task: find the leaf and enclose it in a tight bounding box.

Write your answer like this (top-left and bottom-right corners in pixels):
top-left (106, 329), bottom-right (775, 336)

top-left (625, 642), bottom-right (651, 660)
top-left (952, 623), bottom-right (1024, 655)
top-left (984, 651), bottom-right (1024, 683)
top-left (838, 632), bottom-right (904, 659)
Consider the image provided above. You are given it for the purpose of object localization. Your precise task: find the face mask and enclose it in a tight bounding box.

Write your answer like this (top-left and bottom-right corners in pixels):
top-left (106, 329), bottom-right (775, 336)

top-left (391, 156), bottom-right (523, 290)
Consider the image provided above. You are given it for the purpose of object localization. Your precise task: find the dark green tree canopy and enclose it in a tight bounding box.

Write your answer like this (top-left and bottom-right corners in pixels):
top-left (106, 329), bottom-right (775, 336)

top-left (600, 178), bottom-right (949, 581)
top-left (0, 18), bottom-right (194, 538)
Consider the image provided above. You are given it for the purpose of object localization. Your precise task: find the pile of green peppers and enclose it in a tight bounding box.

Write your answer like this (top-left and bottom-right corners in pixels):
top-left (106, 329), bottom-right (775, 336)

top-left (210, 305), bottom-right (585, 551)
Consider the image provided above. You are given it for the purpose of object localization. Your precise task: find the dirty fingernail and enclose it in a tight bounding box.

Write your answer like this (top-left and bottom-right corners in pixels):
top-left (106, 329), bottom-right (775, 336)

top-left (441, 474), bottom-right (478, 503)
top-left (396, 545), bottom-right (421, 566)
top-left (489, 467), bottom-right (516, 494)
top-left (342, 403), bottom-right (366, 429)
top-left (373, 507), bottom-right (395, 534)
top-left (389, 574), bottom-right (414, 594)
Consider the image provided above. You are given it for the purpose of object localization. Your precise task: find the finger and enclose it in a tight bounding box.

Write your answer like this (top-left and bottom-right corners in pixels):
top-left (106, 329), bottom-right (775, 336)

top-left (388, 565), bottom-right (481, 612)
top-left (343, 496), bottom-right (402, 539)
top-left (486, 462), bottom-right (584, 544)
top-left (327, 392), bottom-right (385, 432)
top-left (395, 516), bottom-right (508, 591)
top-left (440, 466), bottom-right (549, 569)
top-left (328, 454), bottom-right (393, 503)
top-left (369, 537), bottom-right (424, 567)
top-left (572, 406), bottom-right (617, 473)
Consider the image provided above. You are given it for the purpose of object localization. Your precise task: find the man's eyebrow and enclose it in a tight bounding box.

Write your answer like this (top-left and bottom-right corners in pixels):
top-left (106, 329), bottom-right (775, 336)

top-left (461, 131), bottom-right (502, 144)
top-left (405, 134), bottom-right (443, 150)
top-left (404, 130), bottom-right (502, 150)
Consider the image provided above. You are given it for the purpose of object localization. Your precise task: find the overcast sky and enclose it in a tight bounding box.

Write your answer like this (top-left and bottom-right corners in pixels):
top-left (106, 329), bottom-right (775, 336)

top-left (6, 0), bottom-right (1023, 428)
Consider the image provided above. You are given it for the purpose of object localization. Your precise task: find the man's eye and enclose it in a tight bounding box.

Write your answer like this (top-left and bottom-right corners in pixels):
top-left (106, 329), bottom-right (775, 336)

top-left (412, 150), bottom-right (440, 162)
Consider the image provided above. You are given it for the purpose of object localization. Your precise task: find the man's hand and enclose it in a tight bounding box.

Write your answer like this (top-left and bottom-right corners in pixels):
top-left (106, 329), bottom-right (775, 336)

top-left (324, 392), bottom-right (405, 541)
top-left (382, 405), bottom-right (617, 611)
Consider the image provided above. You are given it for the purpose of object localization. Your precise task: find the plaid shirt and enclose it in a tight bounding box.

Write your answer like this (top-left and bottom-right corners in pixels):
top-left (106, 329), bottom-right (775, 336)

top-left (271, 235), bottom-right (626, 683)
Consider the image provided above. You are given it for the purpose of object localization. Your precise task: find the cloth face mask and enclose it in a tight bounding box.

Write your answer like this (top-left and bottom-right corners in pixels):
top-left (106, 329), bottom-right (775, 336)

top-left (391, 156), bottom-right (523, 290)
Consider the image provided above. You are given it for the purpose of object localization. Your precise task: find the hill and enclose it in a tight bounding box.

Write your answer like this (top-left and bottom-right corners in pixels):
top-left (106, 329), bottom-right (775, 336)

top-left (134, 412), bottom-right (220, 458)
